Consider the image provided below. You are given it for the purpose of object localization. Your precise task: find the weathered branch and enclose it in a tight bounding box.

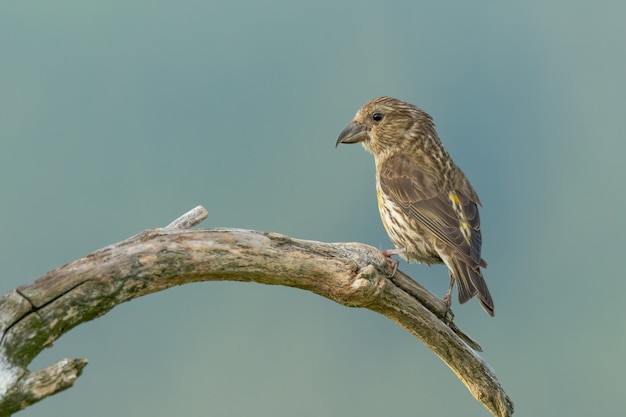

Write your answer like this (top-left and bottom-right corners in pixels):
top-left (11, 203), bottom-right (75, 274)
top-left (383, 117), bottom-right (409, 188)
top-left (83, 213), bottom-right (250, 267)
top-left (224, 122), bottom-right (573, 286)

top-left (0, 206), bottom-right (513, 417)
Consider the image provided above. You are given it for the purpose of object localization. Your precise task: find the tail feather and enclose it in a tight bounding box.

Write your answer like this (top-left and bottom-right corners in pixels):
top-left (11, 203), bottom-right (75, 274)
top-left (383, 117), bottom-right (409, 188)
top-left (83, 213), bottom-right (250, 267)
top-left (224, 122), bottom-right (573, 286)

top-left (448, 258), bottom-right (494, 316)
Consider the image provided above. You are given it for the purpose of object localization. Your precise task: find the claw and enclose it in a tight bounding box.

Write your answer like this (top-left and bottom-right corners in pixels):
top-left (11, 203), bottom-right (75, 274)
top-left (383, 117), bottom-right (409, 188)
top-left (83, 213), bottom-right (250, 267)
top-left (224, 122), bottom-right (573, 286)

top-left (381, 248), bottom-right (404, 277)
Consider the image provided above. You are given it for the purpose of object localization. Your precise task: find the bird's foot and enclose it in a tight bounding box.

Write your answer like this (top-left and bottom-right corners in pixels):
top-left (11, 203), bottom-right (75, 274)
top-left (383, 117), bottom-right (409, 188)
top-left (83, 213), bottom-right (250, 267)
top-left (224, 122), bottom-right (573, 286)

top-left (441, 292), bottom-right (454, 323)
top-left (442, 292), bottom-right (452, 309)
top-left (381, 248), bottom-right (405, 277)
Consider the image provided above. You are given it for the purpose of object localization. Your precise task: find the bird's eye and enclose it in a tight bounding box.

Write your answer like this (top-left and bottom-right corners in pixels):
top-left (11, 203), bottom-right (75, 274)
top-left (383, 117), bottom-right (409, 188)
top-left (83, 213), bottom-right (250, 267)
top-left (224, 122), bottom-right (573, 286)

top-left (372, 112), bottom-right (384, 122)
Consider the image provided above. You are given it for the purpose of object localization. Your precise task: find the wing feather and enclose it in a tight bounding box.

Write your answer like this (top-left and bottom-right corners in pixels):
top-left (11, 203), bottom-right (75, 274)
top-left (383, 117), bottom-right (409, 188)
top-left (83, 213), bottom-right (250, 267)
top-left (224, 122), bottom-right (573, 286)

top-left (378, 153), bottom-right (483, 267)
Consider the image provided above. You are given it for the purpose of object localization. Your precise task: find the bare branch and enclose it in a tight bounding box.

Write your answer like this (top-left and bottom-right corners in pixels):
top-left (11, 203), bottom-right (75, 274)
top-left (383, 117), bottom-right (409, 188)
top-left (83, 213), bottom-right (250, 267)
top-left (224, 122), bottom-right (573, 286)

top-left (165, 205), bottom-right (208, 230)
top-left (0, 207), bottom-right (513, 417)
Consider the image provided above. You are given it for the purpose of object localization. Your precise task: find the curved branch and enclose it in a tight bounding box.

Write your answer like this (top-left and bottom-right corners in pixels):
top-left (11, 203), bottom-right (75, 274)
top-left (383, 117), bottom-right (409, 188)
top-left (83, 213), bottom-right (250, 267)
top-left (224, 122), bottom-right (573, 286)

top-left (0, 206), bottom-right (513, 417)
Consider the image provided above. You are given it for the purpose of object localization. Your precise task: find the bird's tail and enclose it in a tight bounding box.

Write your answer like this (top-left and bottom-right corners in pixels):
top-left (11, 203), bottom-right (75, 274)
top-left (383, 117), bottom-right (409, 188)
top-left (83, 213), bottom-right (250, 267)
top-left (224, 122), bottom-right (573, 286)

top-left (449, 258), bottom-right (494, 316)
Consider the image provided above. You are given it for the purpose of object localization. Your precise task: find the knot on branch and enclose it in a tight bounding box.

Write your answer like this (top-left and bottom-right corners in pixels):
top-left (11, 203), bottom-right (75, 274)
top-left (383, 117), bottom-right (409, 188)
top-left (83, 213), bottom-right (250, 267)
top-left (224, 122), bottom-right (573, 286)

top-left (336, 264), bottom-right (389, 308)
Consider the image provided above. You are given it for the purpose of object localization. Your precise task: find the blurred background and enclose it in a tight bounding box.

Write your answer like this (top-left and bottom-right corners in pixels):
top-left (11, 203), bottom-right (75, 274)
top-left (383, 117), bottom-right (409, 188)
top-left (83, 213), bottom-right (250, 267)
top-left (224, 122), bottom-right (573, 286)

top-left (1, 1), bottom-right (624, 416)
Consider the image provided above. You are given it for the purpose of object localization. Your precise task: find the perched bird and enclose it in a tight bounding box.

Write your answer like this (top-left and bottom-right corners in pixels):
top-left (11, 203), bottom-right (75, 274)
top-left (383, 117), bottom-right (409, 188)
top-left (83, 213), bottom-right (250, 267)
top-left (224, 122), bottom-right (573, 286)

top-left (335, 96), bottom-right (494, 316)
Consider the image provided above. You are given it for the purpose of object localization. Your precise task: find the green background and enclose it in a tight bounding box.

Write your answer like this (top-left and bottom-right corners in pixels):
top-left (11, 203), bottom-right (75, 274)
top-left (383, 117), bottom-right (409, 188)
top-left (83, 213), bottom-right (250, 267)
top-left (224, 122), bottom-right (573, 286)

top-left (2, 1), bottom-right (624, 416)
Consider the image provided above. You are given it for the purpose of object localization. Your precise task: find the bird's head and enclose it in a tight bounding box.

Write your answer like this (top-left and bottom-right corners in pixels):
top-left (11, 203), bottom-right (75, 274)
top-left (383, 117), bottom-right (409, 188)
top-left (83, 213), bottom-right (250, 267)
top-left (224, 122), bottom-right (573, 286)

top-left (335, 96), bottom-right (435, 157)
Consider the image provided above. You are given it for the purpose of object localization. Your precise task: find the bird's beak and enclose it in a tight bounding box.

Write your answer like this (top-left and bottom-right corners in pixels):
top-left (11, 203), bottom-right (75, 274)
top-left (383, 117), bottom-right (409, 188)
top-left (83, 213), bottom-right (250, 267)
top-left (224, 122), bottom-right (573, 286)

top-left (335, 122), bottom-right (368, 147)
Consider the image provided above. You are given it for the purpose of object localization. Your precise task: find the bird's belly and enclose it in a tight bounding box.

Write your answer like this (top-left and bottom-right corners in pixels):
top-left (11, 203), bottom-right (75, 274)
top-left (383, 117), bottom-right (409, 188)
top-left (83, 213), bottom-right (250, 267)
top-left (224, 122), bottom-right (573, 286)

top-left (378, 199), bottom-right (442, 265)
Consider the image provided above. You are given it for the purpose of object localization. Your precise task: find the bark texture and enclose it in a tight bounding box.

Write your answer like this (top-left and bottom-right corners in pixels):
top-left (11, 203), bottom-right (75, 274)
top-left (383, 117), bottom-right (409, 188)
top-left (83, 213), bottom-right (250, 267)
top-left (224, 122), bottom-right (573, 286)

top-left (0, 207), bottom-right (513, 416)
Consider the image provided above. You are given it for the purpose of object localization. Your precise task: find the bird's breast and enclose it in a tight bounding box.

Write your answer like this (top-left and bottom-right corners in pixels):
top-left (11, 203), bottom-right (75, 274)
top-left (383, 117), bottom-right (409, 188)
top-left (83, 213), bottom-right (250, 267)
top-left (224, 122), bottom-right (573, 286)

top-left (376, 185), bottom-right (442, 265)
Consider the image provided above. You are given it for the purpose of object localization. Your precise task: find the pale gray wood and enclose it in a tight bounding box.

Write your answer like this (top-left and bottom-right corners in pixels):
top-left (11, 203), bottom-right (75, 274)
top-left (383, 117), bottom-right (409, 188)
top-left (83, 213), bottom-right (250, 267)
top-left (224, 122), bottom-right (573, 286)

top-left (0, 206), bottom-right (513, 417)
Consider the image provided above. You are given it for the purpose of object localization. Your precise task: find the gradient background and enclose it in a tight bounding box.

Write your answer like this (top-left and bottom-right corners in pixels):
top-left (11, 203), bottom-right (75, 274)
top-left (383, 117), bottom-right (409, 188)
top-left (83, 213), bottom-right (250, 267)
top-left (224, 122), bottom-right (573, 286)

top-left (1, 1), bottom-right (624, 416)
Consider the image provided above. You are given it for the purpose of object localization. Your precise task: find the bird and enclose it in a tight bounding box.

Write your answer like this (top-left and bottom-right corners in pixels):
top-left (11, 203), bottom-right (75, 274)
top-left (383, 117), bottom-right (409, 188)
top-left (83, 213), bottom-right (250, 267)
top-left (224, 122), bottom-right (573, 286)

top-left (335, 96), bottom-right (494, 316)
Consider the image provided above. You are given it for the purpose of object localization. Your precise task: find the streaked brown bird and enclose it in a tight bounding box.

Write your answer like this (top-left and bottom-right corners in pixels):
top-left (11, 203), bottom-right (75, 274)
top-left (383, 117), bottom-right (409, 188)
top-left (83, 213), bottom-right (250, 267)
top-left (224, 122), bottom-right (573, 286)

top-left (336, 96), bottom-right (494, 316)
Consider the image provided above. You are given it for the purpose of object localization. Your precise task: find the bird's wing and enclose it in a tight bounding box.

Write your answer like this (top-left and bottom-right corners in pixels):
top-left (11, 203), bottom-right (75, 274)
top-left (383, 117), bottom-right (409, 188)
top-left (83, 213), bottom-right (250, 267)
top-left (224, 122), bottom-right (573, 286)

top-left (378, 153), bottom-right (483, 267)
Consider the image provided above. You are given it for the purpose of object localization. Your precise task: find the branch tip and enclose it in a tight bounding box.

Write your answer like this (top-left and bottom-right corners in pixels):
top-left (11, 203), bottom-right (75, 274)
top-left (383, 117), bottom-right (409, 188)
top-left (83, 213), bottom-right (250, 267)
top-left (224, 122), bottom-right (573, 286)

top-left (166, 206), bottom-right (208, 230)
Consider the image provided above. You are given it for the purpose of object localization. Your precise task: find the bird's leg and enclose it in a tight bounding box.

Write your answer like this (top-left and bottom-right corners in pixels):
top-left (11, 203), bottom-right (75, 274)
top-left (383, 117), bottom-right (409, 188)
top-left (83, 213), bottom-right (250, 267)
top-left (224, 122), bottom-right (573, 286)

top-left (443, 273), bottom-right (455, 308)
top-left (381, 248), bottom-right (405, 277)
top-left (381, 248), bottom-right (405, 256)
